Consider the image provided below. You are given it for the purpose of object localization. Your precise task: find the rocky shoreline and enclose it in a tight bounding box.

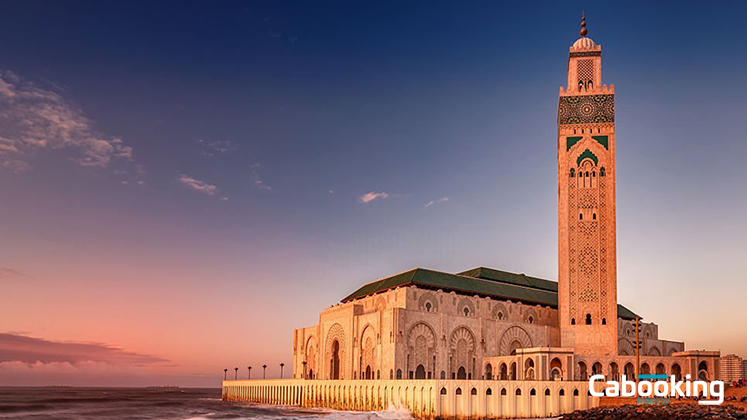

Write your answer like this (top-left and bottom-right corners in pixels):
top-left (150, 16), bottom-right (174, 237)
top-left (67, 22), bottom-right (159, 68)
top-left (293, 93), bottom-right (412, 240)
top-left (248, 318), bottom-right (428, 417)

top-left (561, 404), bottom-right (747, 420)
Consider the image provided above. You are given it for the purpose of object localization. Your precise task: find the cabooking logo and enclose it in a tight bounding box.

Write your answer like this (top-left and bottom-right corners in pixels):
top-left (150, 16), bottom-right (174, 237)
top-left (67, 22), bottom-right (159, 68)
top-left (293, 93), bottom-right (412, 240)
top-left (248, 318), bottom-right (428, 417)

top-left (589, 374), bottom-right (724, 405)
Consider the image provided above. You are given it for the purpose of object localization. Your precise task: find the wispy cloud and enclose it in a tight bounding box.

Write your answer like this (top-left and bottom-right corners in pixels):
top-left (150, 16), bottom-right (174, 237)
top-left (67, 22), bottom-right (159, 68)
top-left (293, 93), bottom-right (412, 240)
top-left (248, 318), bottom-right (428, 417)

top-left (359, 191), bottom-right (389, 203)
top-left (0, 71), bottom-right (134, 171)
top-left (197, 139), bottom-right (238, 156)
top-left (0, 268), bottom-right (30, 282)
top-left (424, 196), bottom-right (449, 208)
top-left (251, 164), bottom-right (272, 192)
top-left (0, 333), bottom-right (168, 367)
top-left (177, 174), bottom-right (218, 196)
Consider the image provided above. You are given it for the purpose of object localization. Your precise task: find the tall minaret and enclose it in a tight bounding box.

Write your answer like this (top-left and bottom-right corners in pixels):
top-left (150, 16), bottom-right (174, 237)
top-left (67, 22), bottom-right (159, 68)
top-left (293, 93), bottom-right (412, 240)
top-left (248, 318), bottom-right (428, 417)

top-left (557, 16), bottom-right (618, 356)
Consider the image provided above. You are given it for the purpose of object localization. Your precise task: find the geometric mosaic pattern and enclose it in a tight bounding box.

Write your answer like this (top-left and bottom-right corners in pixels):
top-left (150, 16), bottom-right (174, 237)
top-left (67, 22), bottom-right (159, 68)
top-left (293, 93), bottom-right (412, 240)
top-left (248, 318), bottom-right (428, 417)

top-left (558, 94), bottom-right (615, 125)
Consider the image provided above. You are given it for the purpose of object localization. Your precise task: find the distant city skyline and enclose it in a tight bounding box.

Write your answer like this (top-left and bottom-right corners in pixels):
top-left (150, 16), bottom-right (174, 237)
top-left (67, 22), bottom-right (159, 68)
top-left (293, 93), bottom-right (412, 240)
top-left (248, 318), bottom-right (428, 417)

top-left (1, 0), bottom-right (746, 387)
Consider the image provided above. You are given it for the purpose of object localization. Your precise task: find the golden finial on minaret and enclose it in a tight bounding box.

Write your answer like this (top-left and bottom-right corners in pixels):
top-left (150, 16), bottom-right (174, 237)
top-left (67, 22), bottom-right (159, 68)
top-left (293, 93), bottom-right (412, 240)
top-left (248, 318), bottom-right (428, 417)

top-left (580, 13), bottom-right (588, 37)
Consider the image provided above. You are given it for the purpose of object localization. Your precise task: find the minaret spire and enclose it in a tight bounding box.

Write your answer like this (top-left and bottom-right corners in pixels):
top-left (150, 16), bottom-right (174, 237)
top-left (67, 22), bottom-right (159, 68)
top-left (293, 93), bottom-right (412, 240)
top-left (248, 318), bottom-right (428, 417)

top-left (580, 13), bottom-right (588, 37)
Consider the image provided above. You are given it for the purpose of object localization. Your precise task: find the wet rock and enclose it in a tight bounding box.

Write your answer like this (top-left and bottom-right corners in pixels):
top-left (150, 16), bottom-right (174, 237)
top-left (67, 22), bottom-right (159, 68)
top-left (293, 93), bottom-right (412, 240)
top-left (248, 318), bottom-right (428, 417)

top-left (561, 404), bottom-right (746, 420)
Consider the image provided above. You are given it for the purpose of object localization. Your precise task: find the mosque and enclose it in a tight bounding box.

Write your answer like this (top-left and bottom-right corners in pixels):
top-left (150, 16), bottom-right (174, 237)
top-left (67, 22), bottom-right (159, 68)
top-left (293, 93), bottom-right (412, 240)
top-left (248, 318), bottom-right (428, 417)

top-left (223, 18), bottom-right (721, 418)
top-left (290, 17), bottom-right (720, 386)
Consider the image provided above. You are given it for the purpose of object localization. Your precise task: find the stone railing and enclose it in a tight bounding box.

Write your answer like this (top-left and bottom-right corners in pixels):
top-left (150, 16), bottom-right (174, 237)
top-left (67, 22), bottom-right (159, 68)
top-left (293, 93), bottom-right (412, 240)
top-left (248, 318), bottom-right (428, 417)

top-left (222, 378), bottom-right (598, 418)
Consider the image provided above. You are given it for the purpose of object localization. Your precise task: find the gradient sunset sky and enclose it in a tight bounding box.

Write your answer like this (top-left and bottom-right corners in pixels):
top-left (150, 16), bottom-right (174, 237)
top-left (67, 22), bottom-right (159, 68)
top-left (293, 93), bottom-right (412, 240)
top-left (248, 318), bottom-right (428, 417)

top-left (1, 0), bottom-right (746, 387)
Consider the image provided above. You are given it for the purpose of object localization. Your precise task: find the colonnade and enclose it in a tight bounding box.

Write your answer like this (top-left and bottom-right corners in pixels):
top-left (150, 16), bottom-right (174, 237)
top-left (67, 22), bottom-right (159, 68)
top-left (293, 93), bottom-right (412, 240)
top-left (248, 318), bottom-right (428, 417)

top-left (222, 379), bottom-right (598, 418)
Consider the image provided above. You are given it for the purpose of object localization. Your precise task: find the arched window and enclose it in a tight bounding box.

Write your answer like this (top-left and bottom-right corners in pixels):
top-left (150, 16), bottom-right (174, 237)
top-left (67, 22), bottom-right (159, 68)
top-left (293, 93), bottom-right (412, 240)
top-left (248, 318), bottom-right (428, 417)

top-left (463, 307), bottom-right (470, 317)
top-left (600, 167), bottom-right (606, 177)
top-left (571, 318), bottom-right (575, 325)
top-left (593, 213), bottom-right (597, 220)
top-left (501, 388), bottom-right (507, 396)
top-left (440, 387), bottom-right (447, 395)
top-left (602, 318), bottom-right (606, 325)
top-left (396, 369), bottom-right (402, 379)
top-left (585, 171), bottom-right (589, 177)
top-left (592, 171), bottom-right (596, 177)
top-left (544, 389), bottom-right (551, 396)
top-left (585, 314), bottom-right (592, 325)
top-left (425, 302), bottom-right (432, 312)
top-left (470, 388), bottom-right (477, 395)
top-left (497, 312), bottom-right (504, 321)
top-left (579, 213), bottom-right (583, 220)
top-left (528, 316), bottom-right (534, 324)
top-left (530, 388), bottom-right (536, 396)
top-left (455, 388), bottom-right (462, 395)
top-left (515, 388), bottom-right (522, 396)
top-left (486, 388), bottom-right (492, 396)
top-left (440, 370), bottom-right (446, 379)
top-left (389, 369), bottom-right (393, 379)
top-left (573, 389), bottom-right (579, 396)
top-left (559, 389), bottom-right (565, 396)
top-left (570, 168), bottom-right (575, 178)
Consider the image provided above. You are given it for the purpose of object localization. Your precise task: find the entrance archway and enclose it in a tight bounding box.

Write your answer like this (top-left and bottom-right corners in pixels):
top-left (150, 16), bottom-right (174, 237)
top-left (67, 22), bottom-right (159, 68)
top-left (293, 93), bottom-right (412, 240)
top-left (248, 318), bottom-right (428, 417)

top-left (415, 364), bottom-right (426, 379)
top-left (330, 340), bottom-right (341, 379)
top-left (457, 366), bottom-right (467, 380)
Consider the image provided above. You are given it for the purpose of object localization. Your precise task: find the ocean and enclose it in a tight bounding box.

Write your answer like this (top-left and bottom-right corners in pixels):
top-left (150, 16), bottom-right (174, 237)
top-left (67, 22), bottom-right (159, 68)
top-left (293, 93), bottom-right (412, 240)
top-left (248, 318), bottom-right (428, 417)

top-left (0, 387), bottom-right (415, 420)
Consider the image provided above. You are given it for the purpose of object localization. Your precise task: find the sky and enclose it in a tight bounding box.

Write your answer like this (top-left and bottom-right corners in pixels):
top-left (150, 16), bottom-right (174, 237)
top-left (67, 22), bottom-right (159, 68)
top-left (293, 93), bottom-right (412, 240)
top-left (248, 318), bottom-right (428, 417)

top-left (1, 0), bottom-right (746, 387)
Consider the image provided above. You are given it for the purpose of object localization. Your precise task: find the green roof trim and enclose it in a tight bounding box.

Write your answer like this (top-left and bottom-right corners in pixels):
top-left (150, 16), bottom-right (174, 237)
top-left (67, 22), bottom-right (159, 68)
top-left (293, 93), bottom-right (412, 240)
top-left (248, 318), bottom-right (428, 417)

top-left (458, 267), bottom-right (558, 293)
top-left (566, 136), bottom-right (583, 151)
top-left (592, 135), bottom-right (609, 150)
top-left (341, 266), bottom-right (641, 320)
top-left (577, 149), bottom-right (598, 166)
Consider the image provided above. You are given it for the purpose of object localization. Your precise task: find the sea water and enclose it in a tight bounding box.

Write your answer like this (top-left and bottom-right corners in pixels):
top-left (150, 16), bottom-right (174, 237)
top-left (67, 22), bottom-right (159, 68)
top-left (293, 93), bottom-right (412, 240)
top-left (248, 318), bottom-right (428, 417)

top-left (0, 387), bottom-right (416, 420)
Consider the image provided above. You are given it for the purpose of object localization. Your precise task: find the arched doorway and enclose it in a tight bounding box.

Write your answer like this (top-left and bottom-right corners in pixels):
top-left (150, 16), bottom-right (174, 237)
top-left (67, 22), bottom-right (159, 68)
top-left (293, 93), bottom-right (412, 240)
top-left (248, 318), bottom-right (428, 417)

top-left (484, 363), bottom-right (493, 380)
top-left (365, 365), bottom-right (372, 379)
top-left (609, 362), bottom-right (620, 381)
top-left (500, 363), bottom-right (508, 380)
top-left (524, 358), bottom-right (535, 380)
top-left (655, 363), bottom-right (666, 375)
top-left (672, 363), bottom-right (682, 380)
top-left (330, 340), bottom-right (341, 379)
top-left (510, 362), bottom-right (517, 380)
top-left (592, 362), bottom-right (603, 376)
top-left (624, 362), bottom-right (635, 380)
top-left (550, 358), bottom-right (562, 380)
top-left (578, 361), bottom-right (588, 381)
top-left (415, 364), bottom-right (426, 379)
top-left (641, 363), bottom-right (651, 376)
top-left (698, 361), bottom-right (709, 381)
top-left (457, 366), bottom-right (467, 380)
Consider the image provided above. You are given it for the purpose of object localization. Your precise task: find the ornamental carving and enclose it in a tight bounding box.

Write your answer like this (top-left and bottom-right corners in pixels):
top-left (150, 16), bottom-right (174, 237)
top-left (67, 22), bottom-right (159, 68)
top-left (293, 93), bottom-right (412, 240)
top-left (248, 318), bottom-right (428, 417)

top-left (558, 94), bottom-right (614, 125)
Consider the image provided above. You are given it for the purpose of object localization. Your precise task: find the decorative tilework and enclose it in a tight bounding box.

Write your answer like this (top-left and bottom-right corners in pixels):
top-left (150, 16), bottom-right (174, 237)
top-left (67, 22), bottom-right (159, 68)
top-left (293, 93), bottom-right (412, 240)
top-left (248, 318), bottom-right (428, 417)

top-left (592, 135), bottom-right (609, 149)
top-left (577, 149), bottom-right (598, 166)
top-left (569, 51), bottom-right (601, 58)
top-left (558, 94), bottom-right (615, 125)
top-left (566, 136), bottom-right (583, 151)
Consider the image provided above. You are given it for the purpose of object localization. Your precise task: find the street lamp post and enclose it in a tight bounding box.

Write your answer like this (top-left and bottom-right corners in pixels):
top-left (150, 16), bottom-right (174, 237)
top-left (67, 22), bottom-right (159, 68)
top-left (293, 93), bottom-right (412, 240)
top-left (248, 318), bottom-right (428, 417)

top-left (247, 366), bottom-right (252, 380)
top-left (223, 368), bottom-right (228, 380)
top-left (280, 363), bottom-right (285, 379)
top-left (234, 367), bottom-right (238, 380)
top-left (262, 364), bottom-right (267, 379)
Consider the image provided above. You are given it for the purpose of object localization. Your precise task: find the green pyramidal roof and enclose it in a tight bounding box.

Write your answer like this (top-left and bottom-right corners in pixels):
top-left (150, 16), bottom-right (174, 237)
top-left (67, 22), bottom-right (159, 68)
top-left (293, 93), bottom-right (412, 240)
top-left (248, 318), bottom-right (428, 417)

top-left (341, 266), bottom-right (640, 320)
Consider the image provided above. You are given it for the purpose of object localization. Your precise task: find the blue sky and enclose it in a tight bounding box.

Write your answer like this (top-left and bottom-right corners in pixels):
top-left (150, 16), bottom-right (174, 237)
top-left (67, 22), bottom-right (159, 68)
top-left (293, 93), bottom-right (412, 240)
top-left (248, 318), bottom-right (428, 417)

top-left (0, 1), bottom-right (746, 386)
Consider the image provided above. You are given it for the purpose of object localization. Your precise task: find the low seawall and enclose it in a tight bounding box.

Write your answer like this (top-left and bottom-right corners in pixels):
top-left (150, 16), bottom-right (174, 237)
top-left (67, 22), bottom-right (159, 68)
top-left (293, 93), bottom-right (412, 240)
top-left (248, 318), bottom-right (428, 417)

top-left (222, 379), bottom-right (598, 418)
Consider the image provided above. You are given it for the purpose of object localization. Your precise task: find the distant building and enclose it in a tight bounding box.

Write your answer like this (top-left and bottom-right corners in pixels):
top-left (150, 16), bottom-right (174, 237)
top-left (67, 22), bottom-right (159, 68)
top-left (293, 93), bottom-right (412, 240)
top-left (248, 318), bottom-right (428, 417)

top-left (720, 354), bottom-right (745, 382)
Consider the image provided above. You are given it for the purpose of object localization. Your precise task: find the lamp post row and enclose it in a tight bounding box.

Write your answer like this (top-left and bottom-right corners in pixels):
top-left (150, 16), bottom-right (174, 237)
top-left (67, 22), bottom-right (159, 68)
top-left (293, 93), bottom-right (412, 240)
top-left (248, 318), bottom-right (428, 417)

top-left (224, 363), bottom-right (286, 380)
